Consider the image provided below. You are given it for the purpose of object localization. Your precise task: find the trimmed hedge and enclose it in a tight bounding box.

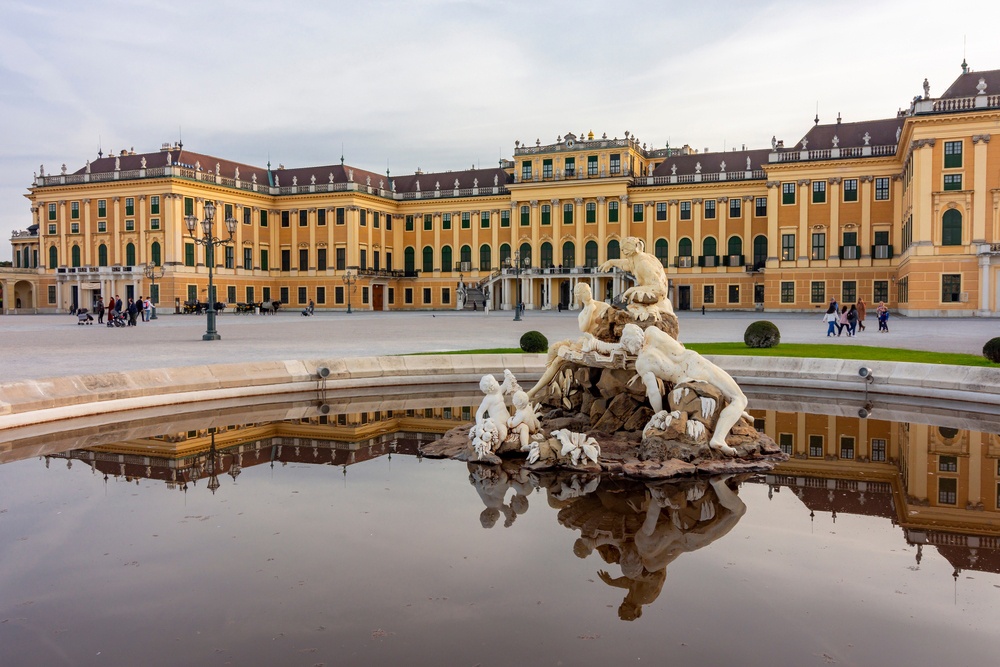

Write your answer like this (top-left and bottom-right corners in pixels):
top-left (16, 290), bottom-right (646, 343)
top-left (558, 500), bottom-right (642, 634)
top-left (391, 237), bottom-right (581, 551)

top-left (984, 337), bottom-right (1000, 364)
top-left (520, 331), bottom-right (549, 353)
top-left (744, 320), bottom-right (780, 348)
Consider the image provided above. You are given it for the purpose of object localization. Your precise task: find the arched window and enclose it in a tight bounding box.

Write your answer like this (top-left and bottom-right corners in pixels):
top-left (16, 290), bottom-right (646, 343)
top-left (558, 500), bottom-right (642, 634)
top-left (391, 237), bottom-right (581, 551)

top-left (22, 246), bottom-right (31, 268)
top-left (499, 243), bottom-right (511, 267)
top-left (655, 239), bottom-right (669, 267)
top-left (71, 245), bottom-right (81, 268)
top-left (607, 239), bottom-right (620, 261)
top-left (540, 242), bottom-right (553, 268)
top-left (480, 244), bottom-right (492, 271)
top-left (48, 246), bottom-right (58, 269)
top-left (125, 243), bottom-right (136, 267)
top-left (702, 237), bottom-right (717, 256)
top-left (460, 245), bottom-right (472, 265)
top-left (942, 209), bottom-right (962, 246)
top-left (678, 238), bottom-right (692, 256)
top-left (585, 240), bottom-right (599, 267)
top-left (404, 247), bottom-right (415, 273)
top-left (150, 241), bottom-right (161, 267)
top-left (422, 246), bottom-right (434, 273)
top-left (441, 245), bottom-right (452, 272)
top-left (727, 236), bottom-right (743, 257)
top-left (98, 244), bottom-right (108, 267)
top-left (519, 242), bottom-right (532, 267)
top-left (562, 241), bottom-right (575, 268)
top-left (753, 235), bottom-right (768, 268)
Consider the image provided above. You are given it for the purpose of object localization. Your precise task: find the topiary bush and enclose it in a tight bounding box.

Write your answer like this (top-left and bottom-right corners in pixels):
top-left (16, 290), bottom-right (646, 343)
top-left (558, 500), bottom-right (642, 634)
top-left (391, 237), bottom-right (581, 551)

top-left (744, 320), bottom-right (780, 348)
top-left (520, 330), bottom-right (549, 353)
top-left (984, 337), bottom-right (1000, 363)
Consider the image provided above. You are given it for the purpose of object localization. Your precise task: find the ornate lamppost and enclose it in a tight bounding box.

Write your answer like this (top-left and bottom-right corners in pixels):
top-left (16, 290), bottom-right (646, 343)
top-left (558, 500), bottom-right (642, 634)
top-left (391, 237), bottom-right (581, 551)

top-left (185, 200), bottom-right (237, 341)
top-left (143, 262), bottom-right (165, 320)
top-left (343, 269), bottom-right (356, 314)
top-left (506, 249), bottom-right (529, 321)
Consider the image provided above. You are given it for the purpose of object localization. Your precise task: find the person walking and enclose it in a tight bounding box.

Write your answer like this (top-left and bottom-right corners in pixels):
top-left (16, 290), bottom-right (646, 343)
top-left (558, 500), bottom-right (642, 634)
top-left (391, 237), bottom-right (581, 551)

top-left (822, 303), bottom-right (838, 336)
top-left (135, 296), bottom-right (144, 325)
top-left (126, 298), bottom-right (138, 326)
top-left (856, 298), bottom-right (867, 332)
top-left (143, 297), bottom-right (152, 321)
top-left (837, 305), bottom-right (849, 336)
top-left (96, 297), bottom-right (105, 325)
top-left (876, 301), bottom-right (889, 332)
top-left (847, 304), bottom-right (858, 336)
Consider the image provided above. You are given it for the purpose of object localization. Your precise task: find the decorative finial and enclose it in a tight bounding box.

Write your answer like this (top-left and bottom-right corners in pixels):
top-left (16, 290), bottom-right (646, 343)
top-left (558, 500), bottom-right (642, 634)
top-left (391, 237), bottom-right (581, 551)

top-left (962, 57), bottom-right (968, 74)
top-left (976, 77), bottom-right (987, 95)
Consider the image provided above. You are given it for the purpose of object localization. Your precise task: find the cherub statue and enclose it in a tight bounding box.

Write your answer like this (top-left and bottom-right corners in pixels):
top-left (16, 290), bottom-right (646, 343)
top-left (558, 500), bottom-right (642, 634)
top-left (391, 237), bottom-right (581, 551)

top-left (470, 372), bottom-right (516, 458)
top-left (599, 236), bottom-right (675, 321)
top-left (507, 390), bottom-right (541, 451)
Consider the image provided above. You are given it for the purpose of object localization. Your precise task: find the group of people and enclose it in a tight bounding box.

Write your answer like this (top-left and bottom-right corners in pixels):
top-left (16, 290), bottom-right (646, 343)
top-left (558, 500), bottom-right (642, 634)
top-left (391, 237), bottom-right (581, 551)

top-left (823, 297), bottom-right (890, 336)
top-left (94, 295), bottom-right (153, 327)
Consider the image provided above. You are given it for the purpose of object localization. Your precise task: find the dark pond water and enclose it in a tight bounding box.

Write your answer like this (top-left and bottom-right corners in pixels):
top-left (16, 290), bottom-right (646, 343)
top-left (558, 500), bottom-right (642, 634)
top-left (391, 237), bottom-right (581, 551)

top-left (1, 390), bottom-right (999, 666)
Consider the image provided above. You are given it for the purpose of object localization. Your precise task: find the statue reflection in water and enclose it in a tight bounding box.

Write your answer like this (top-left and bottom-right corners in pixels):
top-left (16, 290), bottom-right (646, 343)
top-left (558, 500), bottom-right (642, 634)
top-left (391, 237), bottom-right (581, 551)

top-left (467, 463), bottom-right (748, 620)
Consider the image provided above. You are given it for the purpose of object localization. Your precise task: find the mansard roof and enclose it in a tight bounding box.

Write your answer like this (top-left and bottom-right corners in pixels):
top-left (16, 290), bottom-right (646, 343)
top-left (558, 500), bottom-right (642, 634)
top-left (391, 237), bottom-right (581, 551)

top-left (798, 117), bottom-right (901, 151)
top-left (390, 167), bottom-right (511, 194)
top-left (73, 149), bottom-right (271, 185)
top-left (940, 68), bottom-right (1000, 99)
top-left (651, 148), bottom-right (771, 178)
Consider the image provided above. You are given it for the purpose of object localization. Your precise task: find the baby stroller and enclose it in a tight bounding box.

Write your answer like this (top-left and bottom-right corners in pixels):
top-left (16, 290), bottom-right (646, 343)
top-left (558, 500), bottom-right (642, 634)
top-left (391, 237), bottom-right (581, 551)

top-left (76, 308), bottom-right (94, 325)
top-left (107, 311), bottom-right (127, 328)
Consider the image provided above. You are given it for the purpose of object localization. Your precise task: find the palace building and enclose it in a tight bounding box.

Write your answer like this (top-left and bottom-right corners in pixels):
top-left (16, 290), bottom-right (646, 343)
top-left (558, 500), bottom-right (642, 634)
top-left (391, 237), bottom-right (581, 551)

top-left (3, 63), bottom-right (1000, 316)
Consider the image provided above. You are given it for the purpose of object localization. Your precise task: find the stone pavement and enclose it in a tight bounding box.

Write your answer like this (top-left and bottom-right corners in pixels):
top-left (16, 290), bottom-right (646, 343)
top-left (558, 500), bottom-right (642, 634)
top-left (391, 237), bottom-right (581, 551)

top-left (1, 309), bottom-right (997, 382)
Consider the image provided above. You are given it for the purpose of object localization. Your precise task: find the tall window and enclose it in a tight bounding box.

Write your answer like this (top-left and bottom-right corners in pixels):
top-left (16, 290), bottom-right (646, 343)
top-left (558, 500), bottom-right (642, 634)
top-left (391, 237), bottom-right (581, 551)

top-left (610, 154), bottom-right (620, 174)
top-left (126, 243), bottom-right (136, 266)
top-left (422, 246), bottom-right (434, 273)
top-left (336, 247), bottom-right (346, 271)
top-left (98, 200), bottom-right (107, 218)
top-left (521, 161), bottom-right (532, 181)
top-left (461, 245), bottom-right (472, 266)
top-left (812, 181), bottom-right (826, 203)
top-left (811, 233), bottom-right (826, 260)
top-left (781, 234), bottom-right (795, 261)
top-left (842, 280), bottom-right (856, 304)
top-left (480, 244), bottom-right (491, 271)
top-left (563, 203), bottom-right (573, 224)
top-left (585, 241), bottom-right (598, 267)
top-left (541, 205), bottom-right (551, 225)
top-left (843, 179), bottom-right (858, 202)
top-left (442, 213), bottom-right (451, 230)
top-left (520, 206), bottom-right (529, 226)
top-left (542, 159), bottom-right (553, 178)
top-left (633, 203), bottom-right (644, 222)
top-left (811, 281), bottom-right (825, 303)
top-left (680, 201), bottom-right (691, 220)
top-left (260, 249), bottom-right (269, 271)
top-left (942, 274), bottom-right (961, 302)
top-left (500, 210), bottom-right (509, 227)
top-left (729, 198), bottom-right (741, 218)
top-left (587, 155), bottom-right (598, 176)
top-left (780, 281), bottom-right (794, 303)
top-left (298, 248), bottom-right (308, 271)
top-left (125, 198), bottom-right (135, 216)
top-left (98, 244), bottom-right (108, 266)
top-left (704, 200), bottom-right (716, 219)
top-left (404, 247), bottom-right (415, 274)
top-left (944, 140), bottom-right (963, 168)
top-left (244, 247), bottom-right (253, 270)
top-left (564, 157), bottom-right (575, 177)
top-left (71, 245), bottom-right (81, 267)
top-left (656, 202), bottom-right (667, 221)
top-left (185, 243), bottom-right (195, 267)
top-left (873, 280), bottom-right (889, 303)
top-left (607, 239), bottom-right (620, 261)
top-left (424, 214), bottom-right (433, 231)
top-left (540, 242), bottom-right (553, 268)
top-left (461, 212), bottom-right (470, 229)
top-left (586, 202), bottom-right (596, 223)
top-left (481, 211), bottom-right (490, 228)
top-left (755, 197), bottom-right (767, 217)
top-left (782, 182), bottom-right (796, 205)
top-left (151, 241), bottom-right (161, 266)
top-left (441, 246), bottom-right (452, 272)
top-left (942, 209), bottom-right (962, 245)
top-left (654, 239), bottom-right (669, 267)
top-left (71, 201), bottom-right (79, 219)
top-left (753, 235), bottom-right (767, 268)
top-left (875, 177), bottom-right (890, 200)
top-left (561, 241), bottom-right (575, 268)
top-left (317, 248), bottom-right (327, 271)
top-left (299, 210), bottom-right (308, 227)
top-left (608, 201), bottom-right (619, 222)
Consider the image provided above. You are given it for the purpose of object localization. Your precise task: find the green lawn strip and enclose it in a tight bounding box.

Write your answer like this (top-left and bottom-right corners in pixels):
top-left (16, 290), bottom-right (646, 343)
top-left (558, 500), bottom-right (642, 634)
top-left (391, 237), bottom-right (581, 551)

top-left (411, 344), bottom-right (994, 367)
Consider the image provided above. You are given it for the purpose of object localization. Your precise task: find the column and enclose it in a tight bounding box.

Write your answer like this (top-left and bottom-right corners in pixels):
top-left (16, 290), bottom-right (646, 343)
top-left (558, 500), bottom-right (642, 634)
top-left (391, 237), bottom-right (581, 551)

top-left (797, 180), bottom-right (810, 262)
top-left (828, 179), bottom-right (841, 259)
top-left (693, 198), bottom-right (703, 271)
top-left (765, 184), bottom-right (779, 267)
top-left (911, 140), bottom-right (935, 251)
top-left (860, 176), bottom-right (873, 259)
top-left (972, 135), bottom-right (991, 242)
top-left (596, 196), bottom-right (607, 264)
top-left (574, 197), bottom-right (584, 271)
top-left (82, 199), bottom-right (92, 265)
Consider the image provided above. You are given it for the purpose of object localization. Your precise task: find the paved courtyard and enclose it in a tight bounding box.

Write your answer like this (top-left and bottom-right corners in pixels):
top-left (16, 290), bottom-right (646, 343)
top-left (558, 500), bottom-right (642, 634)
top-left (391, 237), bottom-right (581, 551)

top-left (1, 309), bottom-right (997, 382)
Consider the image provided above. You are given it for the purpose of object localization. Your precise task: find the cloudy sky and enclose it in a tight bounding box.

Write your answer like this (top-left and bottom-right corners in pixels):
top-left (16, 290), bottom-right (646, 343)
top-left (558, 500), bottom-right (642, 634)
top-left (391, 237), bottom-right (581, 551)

top-left (1, 0), bottom-right (997, 260)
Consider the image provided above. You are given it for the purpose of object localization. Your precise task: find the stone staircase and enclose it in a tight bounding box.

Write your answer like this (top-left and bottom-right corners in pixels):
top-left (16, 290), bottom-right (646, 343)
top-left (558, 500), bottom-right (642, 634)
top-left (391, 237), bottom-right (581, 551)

top-left (462, 286), bottom-right (487, 310)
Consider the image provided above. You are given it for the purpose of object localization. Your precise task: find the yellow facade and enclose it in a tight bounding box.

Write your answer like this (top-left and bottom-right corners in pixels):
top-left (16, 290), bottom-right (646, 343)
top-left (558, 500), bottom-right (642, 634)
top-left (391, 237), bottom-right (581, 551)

top-left (4, 66), bottom-right (1000, 316)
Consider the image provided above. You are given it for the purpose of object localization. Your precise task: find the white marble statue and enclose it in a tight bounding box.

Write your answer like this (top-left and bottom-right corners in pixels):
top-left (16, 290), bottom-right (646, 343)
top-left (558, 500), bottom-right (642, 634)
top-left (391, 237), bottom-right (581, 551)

top-left (507, 390), bottom-right (542, 451)
top-left (613, 324), bottom-right (748, 456)
top-left (470, 370), bottom-right (522, 458)
top-left (599, 236), bottom-right (675, 321)
top-left (550, 429), bottom-right (600, 466)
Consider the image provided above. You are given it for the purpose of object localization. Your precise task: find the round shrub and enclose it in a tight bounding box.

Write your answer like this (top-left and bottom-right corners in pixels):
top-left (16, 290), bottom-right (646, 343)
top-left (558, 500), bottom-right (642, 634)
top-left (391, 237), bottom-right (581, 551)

top-left (744, 320), bottom-right (780, 348)
top-left (520, 330), bottom-right (549, 353)
top-left (984, 337), bottom-right (1000, 363)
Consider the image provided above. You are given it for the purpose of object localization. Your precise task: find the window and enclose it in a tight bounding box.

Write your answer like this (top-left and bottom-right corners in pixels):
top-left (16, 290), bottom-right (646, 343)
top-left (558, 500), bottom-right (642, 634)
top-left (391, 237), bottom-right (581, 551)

top-left (150, 218), bottom-right (160, 230)
top-left (586, 202), bottom-right (596, 223)
top-left (461, 212), bottom-right (470, 229)
top-left (943, 174), bottom-right (962, 191)
top-left (873, 280), bottom-right (888, 303)
top-left (336, 208), bottom-right (345, 225)
top-left (875, 177), bottom-right (890, 200)
top-left (262, 287), bottom-right (271, 302)
top-left (71, 201), bottom-right (79, 219)
top-left (481, 211), bottom-right (490, 228)
top-left (841, 231), bottom-right (858, 259)
top-left (98, 244), bottom-right (108, 266)
top-left (752, 235), bottom-right (767, 268)
top-left (480, 244), bottom-right (492, 271)
top-left (607, 240), bottom-right (620, 261)
top-left (942, 274), bottom-right (961, 302)
top-left (781, 234), bottom-right (795, 261)
top-left (780, 281), bottom-right (794, 303)
top-left (125, 198), bottom-right (134, 216)
top-left (811, 233), bottom-right (826, 260)
top-left (704, 200), bottom-right (716, 219)
top-left (656, 202), bottom-right (667, 221)
top-left (873, 230), bottom-right (892, 258)
top-left (939, 456), bottom-right (958, 472)
top-left (941, 208), bottom-right (962, 245)
top-left (540, 204), bottom-right (551, 225)
top-left (259, 210), bottom-right (268, 227)
top-left (48, 246), bottom-right (57, 269)
top-left (299, 248), bottom-right (308, 271)
top-left (405, 215), bottom-right (414, 232)
top-left (317, 248), bottom-right (327, 271)
top-left (442, 288), bottom-right (450, 304)
top-left (812, 181), bottom-right (826, 203)
top-left (441, 246), bottom-right (452, 272)
top-left (336, 247), bottom-right (346, 271)
top-left (225, 246), bottom-right (234, 269)
top-left (633, 204), bottom-right (643, 222)
top-left (260, 248), bottom-right (269, 271)
top-left (809, 435), bottom-right (824, 458)
top-left (871, 438), bottom-right (886, 462)
top-left (680, 201), bottom-right (691, 221)
top-left (298, 287), bottom-right (307, 304)
top-left (423, 288), bottom-right (432, 304)
top-left (281, 249), bottom-right (291, 272)
top-left (336, 286), bottom-right (344, 304)
top-left (71, 222), bottom-right (80, 234)
top-left (316, 286), bottom-right (325, 304)
top-left (843, 179), bottom-right (858, 202)
top-left (564, 157), bottom-right (575, 177)
top-left (500, 210), bottom-right (509, 227)
top-left (185, 243), bottom-right (195, 267)
top-left (810, 281), bottom-right (825, 304)
top-left (372, 211), bottom-right (379, 228)
top-left (944, 140), bottom-right (963, 168)
top-left (701, 237), bottom-right (717, 267)
top-left (782, 182), bottom-right (796, 205)
top-left (359, 210), bottom-right (367, 227)
top-left (281, 211), bottom-right (290, 227)
top-left (840, 436), bottom-right (855, 460)
top-left (422, 246), bottom-right (434, 273)
top-left (608, 201), bottom-right (619, 222)
top-left (280, 287), bottom-right (289, 304)
top-left (654, 239), bottom-right (669, 267)
top-left (124, 219), bottom-right (134, 232)
top-left (703, 285), bottom-right (715, 304)
top-left (521, 161), bottom-right (532, 181)
top-left (610, 154), bottom-right (620, 174)
top-left (224, 204), bottom-right (233, 221)
top-left (728, 284), bottom-right (740, 304)
top-left (299, 210), bottom-right (308, 227)
top-left (98, 221), bottom-right (106, 233)
top-left (98, 200), bottom-right (107, 218)
top-left (543, 159), bottom-right (553, 178)
top-left (778, 433), bottom-right (793, 455)
top-left (729, 198), bottom-right (741, 218)
top-left (424, 214), bottom-right (433, 231)
top-left (563, 203), bottom-right (573, 224)
top-left (938, 478), bottom-right (957, 505)
top-left (243, 248), bottom-right (253, 270)
top-left (842, 280), bottom-right (856, 304)
top-left (677, 238), bottom-right (693, 267)
top-left (755, 197), bottom-right (767, 217)
top-left (585, 241), bottom-right (598, 267)
top-left (71, 245), bottom-right (81, 267)
top-left (520, 206), bottom-right (529, 226)
top-left (562, 241), bottom-right (575, 268)
top-left (48, 203), bottom-right (57, 220)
